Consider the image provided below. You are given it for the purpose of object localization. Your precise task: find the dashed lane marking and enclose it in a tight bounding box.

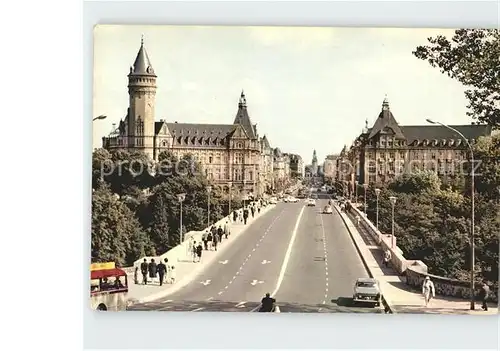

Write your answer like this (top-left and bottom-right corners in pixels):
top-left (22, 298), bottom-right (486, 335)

top-left (191, 307), bottom-right (205, 312)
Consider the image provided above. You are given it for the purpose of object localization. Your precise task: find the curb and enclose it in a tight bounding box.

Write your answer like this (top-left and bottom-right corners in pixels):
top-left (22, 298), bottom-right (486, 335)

top-left (333, 204), bottom-right (395, 314)
top-left (132, 204), bottom-right (278, 304)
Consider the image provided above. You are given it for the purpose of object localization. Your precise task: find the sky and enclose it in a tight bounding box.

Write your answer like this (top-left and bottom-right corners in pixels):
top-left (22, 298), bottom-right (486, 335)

top-left (93, 25), bottom-right (468, 164)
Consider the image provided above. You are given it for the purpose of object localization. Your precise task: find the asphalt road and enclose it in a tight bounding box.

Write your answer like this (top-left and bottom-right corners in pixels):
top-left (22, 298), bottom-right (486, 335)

top-left (129, 192), bottom-right (382, 313)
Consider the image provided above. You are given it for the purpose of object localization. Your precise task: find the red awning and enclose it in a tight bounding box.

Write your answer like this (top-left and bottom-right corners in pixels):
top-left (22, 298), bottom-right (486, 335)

top-left (90, 268), bottom-right (126, 280)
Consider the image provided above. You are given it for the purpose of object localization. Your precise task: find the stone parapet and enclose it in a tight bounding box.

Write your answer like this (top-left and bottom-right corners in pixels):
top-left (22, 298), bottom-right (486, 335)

top-left (347, 202), bottom-right (498, 303)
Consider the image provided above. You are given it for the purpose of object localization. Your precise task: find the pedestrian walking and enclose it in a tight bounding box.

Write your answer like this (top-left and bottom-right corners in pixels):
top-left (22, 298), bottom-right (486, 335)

top-left (164, 258), bottom-right (169, 283)
top-left (156, 260), bottom-right (167, 286)
top-left (192, 241), bottom-right (197, 262)
top-left (140, 258), bottom-right (148, 285)
top-left (207, 232), bottom-right (213, 250)
top-left (213, 232), bottom-right (219, 251)
top-left (187, 237), bottom-right (194, 258)
top-left (202, 231), bottom-right (208, 250)
top-left (383, 249), bottom-right (391, 268)
top-left (196, 243), bottom-right (203, 263)
top-left (243, 208), bottom-right (249, 225)
top-left (480, 281), bottom-right (490, 311)
top-left (224, 220), bottom-right (230, 239)
top-left (422, 276), bottom-right (435, 307)
top-left (169, 266), bottom-right (176, 283)
top-left (148, 259), bottom-right (157, 284)
top-left (233, 210), bottom-right (238, 223)
top-left (134, 266), bottom-right (139, 284)
top-left (251, 206), bottom-right (255, 218)
top-left (238, 210), bottom-right (243, 223)
top-left (217, 225), bottom-right (224, 243)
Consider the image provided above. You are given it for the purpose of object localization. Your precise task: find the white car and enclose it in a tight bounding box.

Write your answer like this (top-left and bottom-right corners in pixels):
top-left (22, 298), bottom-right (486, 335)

top-left (323, 205), bottom-right (333, 214)
top-left (285, 196), bottom-right (299, 203)
top-left (269, 197), bottom-right (278, 204)
top-left (307, 199), bottom-right (316, 206)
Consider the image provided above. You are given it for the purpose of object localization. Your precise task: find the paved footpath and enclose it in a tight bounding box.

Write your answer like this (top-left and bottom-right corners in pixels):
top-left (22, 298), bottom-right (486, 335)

top-left (335, 203), bottom-right (498, 315)
top-left (127, 203), bottom-right (276, 305)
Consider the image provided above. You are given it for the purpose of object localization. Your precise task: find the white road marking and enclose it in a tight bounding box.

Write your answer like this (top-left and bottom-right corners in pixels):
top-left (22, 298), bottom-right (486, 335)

top-left (225, 285), bottom-right (228, 289)
top-left (218, 291), bottom-right (223, 295)
top-left (236, 301), bottom-right (247, 307)
top-left (271, 206), bottom-right (306, 297)
top-left (252, 248), bottom-right (256, 252)
top-left (191, 307), bottom-right (205, 312)
top-left (319, 210), bottom-right (330, 306)
top-left (158, 306), bottom-right (173, 311)
top-left (250, 280), bottom-right (264, 286)
top-left (161, 299), bottom-right (173, 303)
top-left (206, 297), bottom-right (214, 301)
top-left (200, 280), bottom-right (211, 286)
top-left (219, 260), bottom-right (229, 264)
top-left (261, 260), bottom-right (271, 265)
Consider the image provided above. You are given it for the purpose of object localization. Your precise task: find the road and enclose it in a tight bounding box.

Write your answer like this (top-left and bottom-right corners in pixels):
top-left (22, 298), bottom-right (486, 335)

top-left (128, 193), bottom-right (382, 313)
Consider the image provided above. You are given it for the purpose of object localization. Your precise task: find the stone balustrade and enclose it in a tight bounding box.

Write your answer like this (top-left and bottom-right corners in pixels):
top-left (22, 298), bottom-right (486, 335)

top-left (347, 201), bottom-right (498, 303)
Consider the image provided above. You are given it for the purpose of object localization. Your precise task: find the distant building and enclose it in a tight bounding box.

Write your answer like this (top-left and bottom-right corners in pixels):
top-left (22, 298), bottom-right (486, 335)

top-left (101, 38), bottom-right (285, 195)
top-left (311, 150), bottom-right (318, 176)
top-left (323, 154), bottom-right (339, 181)
top-left (342, 97), bottom-right (492, 191)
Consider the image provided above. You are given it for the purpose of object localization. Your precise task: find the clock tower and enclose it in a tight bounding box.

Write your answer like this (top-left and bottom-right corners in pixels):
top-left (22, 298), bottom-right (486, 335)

top-left (127, 36), bottom-right (157, 160)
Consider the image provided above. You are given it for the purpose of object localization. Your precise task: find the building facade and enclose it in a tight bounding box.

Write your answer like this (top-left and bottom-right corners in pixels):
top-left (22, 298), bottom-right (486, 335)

top-left (323, 154), bottom-right (339, 182)
top-left (344, 97), bottom-right (492, 188)
top-left (102, 39), bottom-right (271, 194)
top-left (289, 154), bottom-right (304, 178)
top-left (311, 150), bottom-right (318, 176)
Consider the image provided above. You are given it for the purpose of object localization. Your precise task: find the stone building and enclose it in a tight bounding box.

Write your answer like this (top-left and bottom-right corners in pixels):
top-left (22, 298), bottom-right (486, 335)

top-left (101, 38), bottom-right (269, 194)
top-left (259, 135), bottom-right (274, 194)
top-left (323, 154), bottom-right (339, 182)
top-left (311, 150), bottom-right (318, 176)
top-left (344, 97), bottom-right (492, 188)
top-left (288, 154), bottom-right (304, 178)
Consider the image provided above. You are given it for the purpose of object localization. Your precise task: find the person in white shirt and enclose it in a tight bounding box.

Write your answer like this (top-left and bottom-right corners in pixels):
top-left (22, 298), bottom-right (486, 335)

top-left (422, 276), bottom-right (435, 307)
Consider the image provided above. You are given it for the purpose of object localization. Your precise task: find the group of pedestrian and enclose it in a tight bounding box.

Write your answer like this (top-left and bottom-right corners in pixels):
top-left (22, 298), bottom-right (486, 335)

top-left (135, 258), bottom-right (176, 286)
top-left (231, 199), bottom-right (266, 225)
top-left (421, 276), bottom-right (491, 311)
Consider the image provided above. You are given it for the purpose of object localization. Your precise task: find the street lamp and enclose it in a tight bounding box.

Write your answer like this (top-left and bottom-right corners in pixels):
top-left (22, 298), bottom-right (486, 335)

top-left (427, 118), bottom-right (476, 310)
top-left (227, 181), bottom-right (232, 217)
top-left (375, 188), bottom-right (381, 230)
top-left (206, 185), bottom-right (212, 228)
top-left (177, 193), bottom-right (186, 244)
top-left (355, 180), bottom-right (359, 203)
top-left (389, 196), bottom-right (397, 249)
top-left (93, 115), bottom-right (107, 121)
top-left (363, 183), bottom-right (368, 214)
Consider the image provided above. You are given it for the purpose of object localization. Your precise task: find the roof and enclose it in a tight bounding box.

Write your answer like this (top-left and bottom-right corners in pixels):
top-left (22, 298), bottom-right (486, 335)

top-left (129, 37), bottom-right (156, 76)
top-left (261, 135), bottom-right (271, 148)
top-left (90, 268), bottom-right (127, 280)
top-left (400, 125), bottom-right (492, 143)
top-left (233, 91), bottom-right (256, 138)
top-left (356, 277), bottom-right (378, 283)
top-left (368, 97), bottom-right (405, 139)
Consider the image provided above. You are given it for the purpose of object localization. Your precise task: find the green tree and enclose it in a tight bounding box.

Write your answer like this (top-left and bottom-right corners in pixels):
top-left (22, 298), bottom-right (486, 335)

top-left (473, 134), bottom-right (500, 199)
top-left (413, 29), bottom-right (500, 128)
top-left (92, 148), bottom-right (112, 190)
top-left (91, 184), bottom-right (146, 266)
top-left (149, 190), bottom-right (172, 253)
top-left (389, 170), bottom-right (441, 195)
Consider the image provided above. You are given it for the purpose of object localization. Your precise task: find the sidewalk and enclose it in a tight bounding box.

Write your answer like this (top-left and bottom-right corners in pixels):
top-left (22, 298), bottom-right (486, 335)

top-left (335, 204), bottom-right (498, 315)
top-left (127, 204), bottom-right (276, 305)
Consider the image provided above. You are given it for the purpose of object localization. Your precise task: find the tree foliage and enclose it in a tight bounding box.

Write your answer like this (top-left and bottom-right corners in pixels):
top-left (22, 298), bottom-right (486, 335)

top-left (91, 149), bottom-right (241, 264)
top-left (413, 29), bottom-right (500, 128)
top-left (366, 172), bottom-right (499, 287)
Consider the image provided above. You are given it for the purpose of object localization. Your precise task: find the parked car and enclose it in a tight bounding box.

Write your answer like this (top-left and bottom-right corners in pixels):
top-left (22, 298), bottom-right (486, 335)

top-left (352, 278), bottom-right (381, 307)
top-left (269, 197), bottom-right (278, 204)
top-left (323, 205), bottom-right (333, 214)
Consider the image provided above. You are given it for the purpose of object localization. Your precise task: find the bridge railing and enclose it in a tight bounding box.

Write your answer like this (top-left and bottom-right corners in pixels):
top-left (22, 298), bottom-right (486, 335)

top-left (346, 201), bottom-right (498, 303)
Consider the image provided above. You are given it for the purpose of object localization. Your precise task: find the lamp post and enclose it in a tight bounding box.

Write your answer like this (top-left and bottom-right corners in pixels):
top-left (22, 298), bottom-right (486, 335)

top-left (93, 115), bottom-right (107, 121)
top-left (427, 118), bottom-right (476, 310)
top-left (363, 183), bottom-right (368, 214)
top-left (228, 181), bottom-right (232, 217)
top-left (375, 188), bottom-right (381, 230)
top-left (177, 193), bottom-right (186, 244)
top-left (355, 180), bottom-right (359, 204)
top-left (206, 185), bottom-right (212, 228)
top-left (389, 196), bottom-right (397, 249)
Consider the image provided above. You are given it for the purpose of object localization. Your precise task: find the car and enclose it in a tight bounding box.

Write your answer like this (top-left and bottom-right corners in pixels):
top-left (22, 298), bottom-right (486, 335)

top-left (352, 278), bottom-right (381, 307)
top-left (323, 205), bottom-right (333, 214)
top-left (287, 196), bottom-right (299, 203)
top-left (307, 199), bottom-right (316, 206)
top-left (269, 197), bottom-right (278, 204)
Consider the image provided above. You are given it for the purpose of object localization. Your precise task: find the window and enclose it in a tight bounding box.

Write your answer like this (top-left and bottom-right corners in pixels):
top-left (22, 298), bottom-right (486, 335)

top-left (209, 156), bottom-right (213, 164)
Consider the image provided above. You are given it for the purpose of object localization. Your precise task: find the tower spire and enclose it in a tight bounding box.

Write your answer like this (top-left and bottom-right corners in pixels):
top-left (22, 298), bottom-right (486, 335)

top-left (382, 94), bottom-right (390, 111)
top-left (129, 36), bottom-right (155, 76)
